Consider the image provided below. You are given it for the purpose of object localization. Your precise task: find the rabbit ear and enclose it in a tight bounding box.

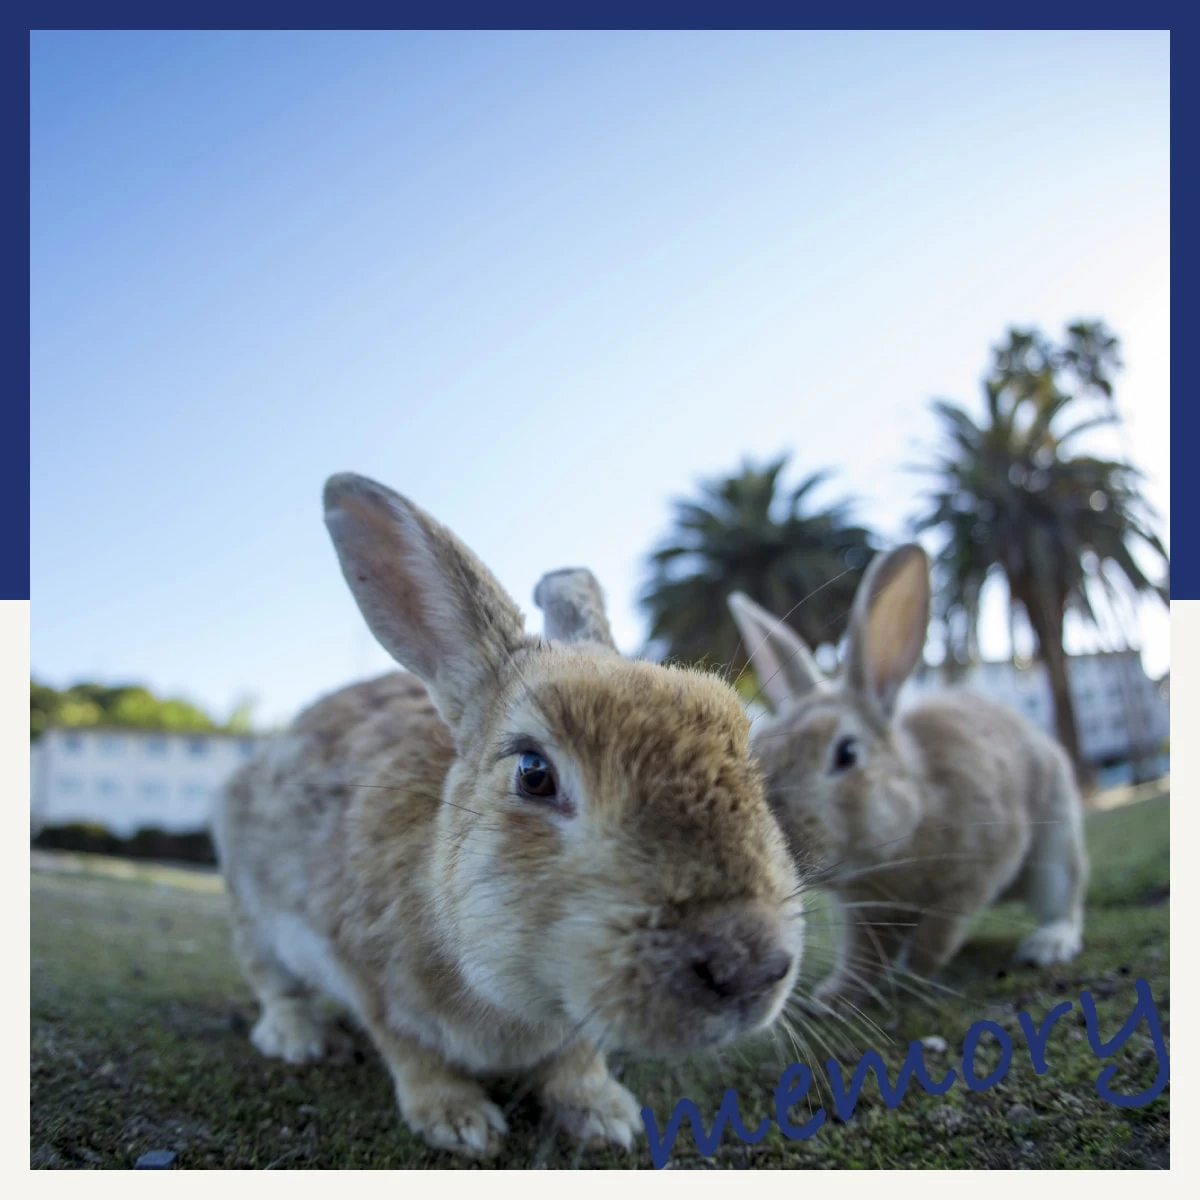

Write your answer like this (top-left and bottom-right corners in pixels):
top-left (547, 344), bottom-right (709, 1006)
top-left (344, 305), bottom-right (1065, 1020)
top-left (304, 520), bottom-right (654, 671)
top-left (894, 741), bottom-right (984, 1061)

top-left (844, 544), bottom-right (930, 726)
top-left (323, 474), bottom-right (526, 730)
top-left (533, 568), bottom-right (619, 654)
top-left (727, 591), bottom-right (825, 711)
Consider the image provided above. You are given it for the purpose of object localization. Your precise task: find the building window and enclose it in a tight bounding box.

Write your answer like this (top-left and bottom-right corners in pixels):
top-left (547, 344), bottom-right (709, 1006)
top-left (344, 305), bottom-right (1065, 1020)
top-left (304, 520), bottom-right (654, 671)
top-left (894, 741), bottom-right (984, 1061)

top-left (63, 734), bottom-right (83, 754)
top-left (97, 778), bottom-right (122, 798)
top-left (139, 780), bottom-right (168, 800)
top-left (187, 738), bottom-right (209, 758)
top-left (145, 737), bottom-right (168, 757)
top-left (56, 776), bottom-right (82, 795)
top-left (182, 782), bottom-right (211, 801)
top-left (238, 739), bottom-right (256, 758)
top-left (100, 735), bottom-right (124, 755)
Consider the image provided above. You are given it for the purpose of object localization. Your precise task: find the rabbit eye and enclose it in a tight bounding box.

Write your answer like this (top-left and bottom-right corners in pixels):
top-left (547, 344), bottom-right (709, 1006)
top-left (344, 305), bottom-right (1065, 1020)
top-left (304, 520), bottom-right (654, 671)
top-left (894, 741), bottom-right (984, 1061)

top-left (516, 751), bottom-right (559, 801)
top-left (831, 736), bottom-right (859, 773)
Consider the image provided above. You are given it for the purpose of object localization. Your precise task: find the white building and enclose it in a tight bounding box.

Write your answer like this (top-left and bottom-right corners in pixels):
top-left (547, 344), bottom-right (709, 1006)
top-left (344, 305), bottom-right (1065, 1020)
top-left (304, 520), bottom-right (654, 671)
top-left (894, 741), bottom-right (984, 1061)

top-left (30, 727), bottom-right (267, 838)
top-left (902, 649), bottom-right (1169, 767)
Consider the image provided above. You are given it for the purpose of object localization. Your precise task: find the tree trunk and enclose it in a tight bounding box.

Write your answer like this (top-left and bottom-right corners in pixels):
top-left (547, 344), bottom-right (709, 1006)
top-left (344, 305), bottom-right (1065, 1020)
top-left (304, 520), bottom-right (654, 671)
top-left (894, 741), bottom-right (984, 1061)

top-left (1013, 583), bottom-right (1094, 793)
top-left (1041, 626), bottom-right (1091, 790)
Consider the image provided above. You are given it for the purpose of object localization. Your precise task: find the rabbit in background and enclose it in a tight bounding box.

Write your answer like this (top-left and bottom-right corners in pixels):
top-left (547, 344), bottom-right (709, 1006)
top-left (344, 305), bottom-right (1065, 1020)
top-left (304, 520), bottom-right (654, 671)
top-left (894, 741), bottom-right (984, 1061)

top-left (212, 477), bottom-right (804, 1160)
top-left (726, 543), bottom-right (1088, 1015)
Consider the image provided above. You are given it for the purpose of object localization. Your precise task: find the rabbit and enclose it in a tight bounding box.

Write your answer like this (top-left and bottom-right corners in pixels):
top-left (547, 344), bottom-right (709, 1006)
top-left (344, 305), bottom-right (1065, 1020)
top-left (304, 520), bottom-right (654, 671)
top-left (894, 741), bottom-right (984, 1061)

top-left (211, 474), bottom-right (804, 1160)
top-left (724, 543), bottom-right (1089, 1015)
top-left (532, 566), bottom-right (620, 655)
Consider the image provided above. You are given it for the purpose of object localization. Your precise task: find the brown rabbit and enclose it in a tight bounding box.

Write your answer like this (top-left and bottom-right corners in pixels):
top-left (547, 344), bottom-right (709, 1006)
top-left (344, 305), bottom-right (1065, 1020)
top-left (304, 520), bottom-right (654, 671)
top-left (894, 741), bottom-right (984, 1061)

top-left (726, 544), bottom-right (1088, 1014)
top-left (211, 475), bottom-right (803, 1159)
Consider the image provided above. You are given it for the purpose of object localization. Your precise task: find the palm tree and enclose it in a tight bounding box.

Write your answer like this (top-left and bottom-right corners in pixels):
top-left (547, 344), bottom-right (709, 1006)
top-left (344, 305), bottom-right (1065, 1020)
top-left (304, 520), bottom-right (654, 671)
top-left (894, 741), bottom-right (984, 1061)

top-left (912, 324), bottom-right (1169, 782)
top-left (640, 456), bottom-right (874, 693)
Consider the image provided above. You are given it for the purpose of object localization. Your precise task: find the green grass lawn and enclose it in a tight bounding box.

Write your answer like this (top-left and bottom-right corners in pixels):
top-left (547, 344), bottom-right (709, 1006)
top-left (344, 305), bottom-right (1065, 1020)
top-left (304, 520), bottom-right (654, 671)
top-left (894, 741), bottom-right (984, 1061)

top-left (30, 791), bottom-right (1170, 1169)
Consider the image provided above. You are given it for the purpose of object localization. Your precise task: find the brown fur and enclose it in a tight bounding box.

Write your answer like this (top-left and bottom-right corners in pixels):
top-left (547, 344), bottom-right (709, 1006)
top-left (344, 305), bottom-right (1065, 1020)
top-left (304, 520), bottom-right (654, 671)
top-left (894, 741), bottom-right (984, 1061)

top-left (212, 475), bottom-right (802, 1159)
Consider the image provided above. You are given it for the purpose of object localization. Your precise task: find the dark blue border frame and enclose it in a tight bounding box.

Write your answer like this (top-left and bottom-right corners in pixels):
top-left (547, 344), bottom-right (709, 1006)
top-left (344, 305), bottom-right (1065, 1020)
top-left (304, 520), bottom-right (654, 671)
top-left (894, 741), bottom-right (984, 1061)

top-left (1165, 25), bottom-right (1186, 599)
top-left (16, 7), bottom-right (1184, 29)
top-left (7, 23), bottom-right (30, 601)
top-left (14, 15), bottom-right (1182, 602)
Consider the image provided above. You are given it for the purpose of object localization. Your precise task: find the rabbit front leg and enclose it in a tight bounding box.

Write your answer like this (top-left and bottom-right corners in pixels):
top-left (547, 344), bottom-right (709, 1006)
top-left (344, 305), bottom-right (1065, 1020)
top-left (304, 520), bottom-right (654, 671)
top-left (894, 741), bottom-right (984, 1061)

top-left (366, 1021), bottom-right (509, 1159)
top-left (905, 885), bottom-right (991, 978)
top-left (227, 893), bottom-right (334, 1065)
top-left (532, 1040), bottom-right (642, 1150)
top-left (1015, 761), bottom-right (1088, 967)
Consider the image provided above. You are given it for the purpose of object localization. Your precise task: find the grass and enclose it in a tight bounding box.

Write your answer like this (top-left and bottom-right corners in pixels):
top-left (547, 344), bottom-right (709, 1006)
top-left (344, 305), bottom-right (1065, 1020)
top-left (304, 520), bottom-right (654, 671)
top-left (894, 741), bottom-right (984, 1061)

top-left (30, 791), bottom-right (1170, 1169)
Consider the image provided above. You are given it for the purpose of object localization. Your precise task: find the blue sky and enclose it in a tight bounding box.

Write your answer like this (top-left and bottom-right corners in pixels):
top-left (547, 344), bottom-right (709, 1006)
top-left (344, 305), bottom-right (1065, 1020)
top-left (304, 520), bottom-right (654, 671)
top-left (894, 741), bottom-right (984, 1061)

top-left (31, 31), bottom-right (1170, 727)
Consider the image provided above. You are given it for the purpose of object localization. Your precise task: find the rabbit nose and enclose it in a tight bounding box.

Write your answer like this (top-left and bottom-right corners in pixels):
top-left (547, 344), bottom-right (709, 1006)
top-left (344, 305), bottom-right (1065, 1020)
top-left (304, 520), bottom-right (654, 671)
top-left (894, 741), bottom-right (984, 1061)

top-left (690, 943), bottom-right (793, 1001)
top-left (682, 908), bottom-right (795, 1004)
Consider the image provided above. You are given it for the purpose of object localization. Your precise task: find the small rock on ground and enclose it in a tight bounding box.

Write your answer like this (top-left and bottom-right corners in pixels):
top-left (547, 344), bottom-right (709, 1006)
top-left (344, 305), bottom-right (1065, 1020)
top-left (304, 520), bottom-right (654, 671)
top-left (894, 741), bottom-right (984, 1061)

top-left (921, 1036), bottom-right (948, 1054)
top-left (135, 1150), bottom-right (177, 1169)
top-left (927, 1106), bottom-right (967, 1133)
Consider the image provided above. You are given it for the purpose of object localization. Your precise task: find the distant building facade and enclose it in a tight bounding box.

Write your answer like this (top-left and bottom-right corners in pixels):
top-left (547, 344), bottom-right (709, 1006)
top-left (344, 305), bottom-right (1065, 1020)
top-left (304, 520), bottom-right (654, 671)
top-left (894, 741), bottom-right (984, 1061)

top-left (901, 649), bottom-right (1169, 767)
top-left (30, 727), bottom-right (267, 838)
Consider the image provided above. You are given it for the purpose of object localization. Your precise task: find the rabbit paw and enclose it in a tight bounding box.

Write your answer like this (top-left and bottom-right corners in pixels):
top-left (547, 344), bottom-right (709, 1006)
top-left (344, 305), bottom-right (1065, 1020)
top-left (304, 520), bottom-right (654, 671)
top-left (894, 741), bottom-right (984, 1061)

top-left (543, 1072), bottom-right (643, 1150)
top-left (250, 1001), bottom-right (328, 1064)
top-left (402, 1082), bottom-right (509, 1159)
top-left (1016, 921), bottom-right (1083, 967)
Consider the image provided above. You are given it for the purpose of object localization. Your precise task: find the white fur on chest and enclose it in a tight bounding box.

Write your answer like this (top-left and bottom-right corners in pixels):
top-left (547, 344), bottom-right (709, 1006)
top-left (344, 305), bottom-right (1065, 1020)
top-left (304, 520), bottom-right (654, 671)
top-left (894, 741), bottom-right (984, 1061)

top-left (268, 911), bottom-right (361, 1014)
top-left (244, 882), bottom-right (567, 1076)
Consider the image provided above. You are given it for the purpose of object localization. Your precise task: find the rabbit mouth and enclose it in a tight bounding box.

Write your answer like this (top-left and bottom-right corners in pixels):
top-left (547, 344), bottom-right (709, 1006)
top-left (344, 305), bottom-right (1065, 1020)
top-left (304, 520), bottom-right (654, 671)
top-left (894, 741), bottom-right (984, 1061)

top-left (599, 980), bottom-right (796, 1060)
top-left (576, 932), bottom-right (799, 1060)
